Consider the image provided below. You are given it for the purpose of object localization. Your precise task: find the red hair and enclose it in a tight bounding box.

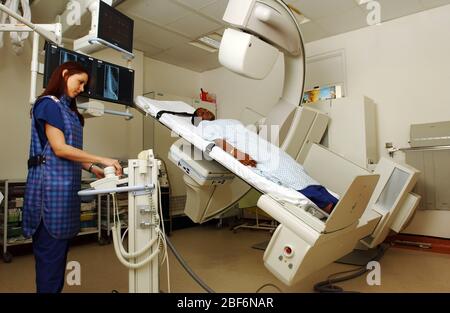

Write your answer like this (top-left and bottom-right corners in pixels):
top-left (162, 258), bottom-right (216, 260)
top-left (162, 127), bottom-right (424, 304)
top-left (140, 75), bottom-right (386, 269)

top-left (38, 61), bottom-right (88, 126)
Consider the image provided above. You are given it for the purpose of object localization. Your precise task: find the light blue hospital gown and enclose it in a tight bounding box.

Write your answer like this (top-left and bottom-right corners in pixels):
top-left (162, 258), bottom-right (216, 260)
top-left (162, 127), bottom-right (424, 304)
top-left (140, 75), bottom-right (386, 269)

top-left (195, 119), bottom-right (320, 190)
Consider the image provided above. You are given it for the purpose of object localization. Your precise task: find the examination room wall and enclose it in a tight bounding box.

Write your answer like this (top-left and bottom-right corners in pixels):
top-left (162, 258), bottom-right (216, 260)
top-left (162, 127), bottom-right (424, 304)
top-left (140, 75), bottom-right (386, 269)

top-left (143, 57), bottom-right (201, 196)
top-left (0, 42), bottom-right (144, 179)
top-left (200, 53), bottom-right (284, 120)
top-left (144, 57), bottom-right (201, 100)
top-left (201, 4), bottom-right (450, 166)
top-left (304, 4), bottom-right (450, 162)
top-left (0, 39), bottom-right (33, 179)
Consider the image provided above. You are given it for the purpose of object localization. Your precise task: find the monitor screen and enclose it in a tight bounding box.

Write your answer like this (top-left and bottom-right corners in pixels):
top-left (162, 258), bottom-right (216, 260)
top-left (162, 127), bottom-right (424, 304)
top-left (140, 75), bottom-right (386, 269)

top-left (43, 43), bottom-right (134, 106)
top-left (98, 1), bottom-right (134, 54)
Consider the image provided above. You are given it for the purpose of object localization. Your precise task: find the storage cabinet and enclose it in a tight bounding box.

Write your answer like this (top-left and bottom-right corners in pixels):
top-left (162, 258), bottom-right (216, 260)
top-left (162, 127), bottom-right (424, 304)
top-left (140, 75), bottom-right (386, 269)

top-left (0, 179), bottom-right (101, 263)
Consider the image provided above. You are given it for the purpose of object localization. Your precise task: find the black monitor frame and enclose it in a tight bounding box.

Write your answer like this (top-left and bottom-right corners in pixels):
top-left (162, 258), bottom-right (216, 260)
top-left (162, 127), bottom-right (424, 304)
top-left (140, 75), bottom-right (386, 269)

top-left (97, 1), bottom-right (134, 54)
top-left (43, 42), bottom-right (135, 107)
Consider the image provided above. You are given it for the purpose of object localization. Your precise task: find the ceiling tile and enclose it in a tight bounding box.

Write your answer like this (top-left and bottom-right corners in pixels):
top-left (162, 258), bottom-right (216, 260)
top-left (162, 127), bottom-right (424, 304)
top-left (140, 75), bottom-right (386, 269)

top-left (316, 6), bottom-right (368, 36)
top-left (166, 13), bottom-right (223, 38)
top-left (157, 43), bottom-right (220, 71)
top-left (133, 17), bottom-right (190, 50)
top-left (199, 0), bottom-right (230, 22)
top-left (174, 0), bottom-right (217, 10)
top-left (150, 52), bottom-right (188, 69)
top-left (299, 21), bottom-right (329, 43)
top-left (152, 39), bottom-right (222, 71)
top-left (419, 0), bottom-right (450, 9)
top-left (133, 39), bottom-right (163, 56)
top-left (287, 0), bottom-right (358, 20)
top-left (119, 0), bottom-right (190, 25)
top-left (152, 47), bottom-right (220, 72)
top-left (375, 0), bottom-right (423, 22)
top-left (164, 43), bottom-right (215, 61)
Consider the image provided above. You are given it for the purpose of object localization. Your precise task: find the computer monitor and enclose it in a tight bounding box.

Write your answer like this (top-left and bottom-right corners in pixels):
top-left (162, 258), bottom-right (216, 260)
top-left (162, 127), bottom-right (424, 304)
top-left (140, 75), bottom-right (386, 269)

top-left (43, 43), bottom-right (134, 106)
top-left (97, 1), bottom-right (134, 54)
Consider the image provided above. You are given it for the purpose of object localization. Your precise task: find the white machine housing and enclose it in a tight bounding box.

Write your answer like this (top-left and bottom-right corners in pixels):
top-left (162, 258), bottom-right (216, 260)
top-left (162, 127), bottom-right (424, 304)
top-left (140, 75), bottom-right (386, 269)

top-left (219, 28), bottom-right (279, 80)
top-left (144, 0), bottom-right (422, 287)
top-left (258, 144), bottom-right (420, 285)
top-left (127, 151), bottom-right (160, 293)
top-left (78, 150), bottom-right (161, 293)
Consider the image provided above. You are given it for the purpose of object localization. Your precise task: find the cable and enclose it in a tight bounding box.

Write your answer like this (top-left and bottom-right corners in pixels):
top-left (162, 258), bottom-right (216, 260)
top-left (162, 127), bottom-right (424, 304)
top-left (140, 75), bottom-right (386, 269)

top-left (121, 227), bottom-right (128, 243)
top-left (313, 244), bottom-right (389, 293)
top-left (157, 157), bottom-right (172, 197)
top-left (165, 234), bottom-right (215, 293)
top-left (0, 0), bottom-right (31, 54)
top-left (255, 283), bottom-right (283, 293)
top-left (156, 179), bottom-right (171, 293)
top-left (111, 192), bottom-right (160, 267)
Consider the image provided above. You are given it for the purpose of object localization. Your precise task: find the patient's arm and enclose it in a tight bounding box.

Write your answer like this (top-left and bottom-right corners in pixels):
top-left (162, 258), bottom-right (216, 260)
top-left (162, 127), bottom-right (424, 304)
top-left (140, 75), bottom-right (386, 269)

top-left (214, 139), bottom-right (257, 167)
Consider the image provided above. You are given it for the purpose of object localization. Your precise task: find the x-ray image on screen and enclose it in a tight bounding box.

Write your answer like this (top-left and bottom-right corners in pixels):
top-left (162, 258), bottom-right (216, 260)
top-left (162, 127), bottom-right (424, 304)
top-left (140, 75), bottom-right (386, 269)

top-left (104, 64), bottom-right (119, 101)
top-left (60, 51), bottom-right (77, 64)
top-left (44, 42), bottom-right (134, 106)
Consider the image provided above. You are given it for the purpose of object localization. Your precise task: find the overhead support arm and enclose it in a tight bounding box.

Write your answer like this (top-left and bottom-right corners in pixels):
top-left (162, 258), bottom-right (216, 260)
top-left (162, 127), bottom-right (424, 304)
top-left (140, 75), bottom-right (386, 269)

top-left (0, 3), bottom-right (62, 44)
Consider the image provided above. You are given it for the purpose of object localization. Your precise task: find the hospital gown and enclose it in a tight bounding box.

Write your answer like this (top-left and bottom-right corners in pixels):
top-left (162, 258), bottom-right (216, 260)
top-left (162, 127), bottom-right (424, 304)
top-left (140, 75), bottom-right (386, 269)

top-left (195, 119), bottom-right (321, 191)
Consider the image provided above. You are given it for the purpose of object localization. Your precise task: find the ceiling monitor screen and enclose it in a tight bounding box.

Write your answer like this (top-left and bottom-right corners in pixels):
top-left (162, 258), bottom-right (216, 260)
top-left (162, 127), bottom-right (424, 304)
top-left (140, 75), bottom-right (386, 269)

top-left (98, 1), bottom-right (134, 54)
top-left (43, 42), bottom-right (134, 106)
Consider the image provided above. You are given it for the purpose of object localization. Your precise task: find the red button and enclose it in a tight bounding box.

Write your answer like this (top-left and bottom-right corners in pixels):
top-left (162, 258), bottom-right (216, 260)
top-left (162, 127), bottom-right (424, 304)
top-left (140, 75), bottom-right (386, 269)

top-left (284, 246), bottom-right (292, 255)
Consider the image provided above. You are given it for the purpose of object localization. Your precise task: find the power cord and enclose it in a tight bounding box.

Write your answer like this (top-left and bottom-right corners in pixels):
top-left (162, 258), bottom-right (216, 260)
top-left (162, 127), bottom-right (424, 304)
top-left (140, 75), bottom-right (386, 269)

top-left (156, 180), bottom-right (171, 293)
top-left (165, 234), bottom-right (216, 293)
top-left (313, 244), bottom-right (388, 293)
top-left (255, 283), bottom-right (283, 293)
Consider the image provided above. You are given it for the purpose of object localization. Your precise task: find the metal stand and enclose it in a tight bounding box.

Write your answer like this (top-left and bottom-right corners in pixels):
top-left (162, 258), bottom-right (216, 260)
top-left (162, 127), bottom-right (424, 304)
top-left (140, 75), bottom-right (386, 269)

top-left (232, 207), bottom-right (278, 233)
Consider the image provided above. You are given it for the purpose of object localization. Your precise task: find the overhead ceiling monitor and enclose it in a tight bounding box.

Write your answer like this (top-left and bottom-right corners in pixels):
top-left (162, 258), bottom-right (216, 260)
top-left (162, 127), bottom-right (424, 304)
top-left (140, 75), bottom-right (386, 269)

top-left (73, 0), bottom-right (134, 59)
top-left (43, 42), bottom-right (135, 106)
top-left (97, 0), bottom-right (134, 54)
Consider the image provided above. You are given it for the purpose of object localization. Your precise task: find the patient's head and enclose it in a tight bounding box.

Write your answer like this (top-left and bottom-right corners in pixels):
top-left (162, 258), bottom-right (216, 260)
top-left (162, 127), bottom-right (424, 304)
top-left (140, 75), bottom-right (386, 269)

top-left (192, 108), bottom-right (215, 126)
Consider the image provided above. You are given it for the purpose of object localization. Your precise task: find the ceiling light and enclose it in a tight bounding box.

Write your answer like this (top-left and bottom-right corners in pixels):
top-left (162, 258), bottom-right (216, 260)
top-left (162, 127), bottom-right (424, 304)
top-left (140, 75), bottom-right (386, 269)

top-left (355, 0), bottom-right (371, 5)
top-left (189, 32), bottom-right (222, 52)
top-left (189, 41), bottom-right (217, 53)
top-left (200, 32), bottom-right (222, 49)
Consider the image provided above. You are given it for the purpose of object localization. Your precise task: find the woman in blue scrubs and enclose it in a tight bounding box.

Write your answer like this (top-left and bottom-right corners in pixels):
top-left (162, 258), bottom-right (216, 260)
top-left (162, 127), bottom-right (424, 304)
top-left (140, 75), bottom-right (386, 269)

top-left (23, 61), bottom-right (122, 293)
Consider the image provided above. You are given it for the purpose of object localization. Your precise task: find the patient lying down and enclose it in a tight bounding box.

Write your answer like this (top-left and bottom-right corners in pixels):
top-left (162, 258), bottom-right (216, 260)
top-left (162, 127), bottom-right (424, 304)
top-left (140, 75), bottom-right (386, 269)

top-left (190, 108), bottom-right (339, 214)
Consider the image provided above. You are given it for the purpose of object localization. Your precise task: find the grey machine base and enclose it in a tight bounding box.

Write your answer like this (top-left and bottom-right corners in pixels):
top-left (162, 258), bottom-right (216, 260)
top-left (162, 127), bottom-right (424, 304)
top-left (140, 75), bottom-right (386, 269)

top-left (335, 244), bottom-right (389, 266)
top-left (252, 240), bottom-right (270, 251)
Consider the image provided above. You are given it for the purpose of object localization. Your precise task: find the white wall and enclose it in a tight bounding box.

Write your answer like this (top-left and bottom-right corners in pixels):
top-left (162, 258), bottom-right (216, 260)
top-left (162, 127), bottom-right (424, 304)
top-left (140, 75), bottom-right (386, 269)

top-left (0, 40), bottom-right (144, 180)
top-left (200, 53), bottom-right (284, 119)
top-left (143, 58), bottom-right (201, 196)
top-left (144, 58), bottom-right (201, 99)
top-left (142, 58), bottom-right (201, 151)
top-left (0, 39), bottom-right (33, 180)
top-left (305, 4), bottom-right (450, 163)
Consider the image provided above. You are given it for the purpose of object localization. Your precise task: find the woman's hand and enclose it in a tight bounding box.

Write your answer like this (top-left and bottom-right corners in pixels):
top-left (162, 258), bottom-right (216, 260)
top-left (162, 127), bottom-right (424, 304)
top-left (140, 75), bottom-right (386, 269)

top-left (91, 166), bottom-right (105, 179)
top-left (99, 157), bottom-right (123, 176)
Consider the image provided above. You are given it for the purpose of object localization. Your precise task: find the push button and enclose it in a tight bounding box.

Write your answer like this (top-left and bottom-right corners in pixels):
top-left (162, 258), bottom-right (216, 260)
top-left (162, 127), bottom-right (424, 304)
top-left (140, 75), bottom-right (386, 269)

top-left (283, 245), bottom-right (294, 258)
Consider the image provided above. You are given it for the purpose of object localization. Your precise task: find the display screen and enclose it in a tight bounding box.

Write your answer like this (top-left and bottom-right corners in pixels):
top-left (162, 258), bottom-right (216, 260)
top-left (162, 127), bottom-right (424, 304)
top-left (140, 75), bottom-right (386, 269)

top-left (43, 43), bottom-right (134, 106)
top-left (98, 1), bottom-right (134, 54)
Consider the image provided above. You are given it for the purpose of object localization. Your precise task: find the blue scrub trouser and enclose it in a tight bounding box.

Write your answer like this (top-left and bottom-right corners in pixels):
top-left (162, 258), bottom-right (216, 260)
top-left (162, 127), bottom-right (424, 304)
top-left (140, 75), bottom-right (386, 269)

top-left (32, 222), bottom-right (70, 293)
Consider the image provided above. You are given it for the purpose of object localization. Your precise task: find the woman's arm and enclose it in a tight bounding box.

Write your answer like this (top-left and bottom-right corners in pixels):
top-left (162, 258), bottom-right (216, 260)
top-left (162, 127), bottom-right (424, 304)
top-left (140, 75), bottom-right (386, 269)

top-left (81, 162), bottom-right (105, 179)
top-left (214, 139), bottom-right (256, 167)
top-left (45, 123), bottom-right (122, 175)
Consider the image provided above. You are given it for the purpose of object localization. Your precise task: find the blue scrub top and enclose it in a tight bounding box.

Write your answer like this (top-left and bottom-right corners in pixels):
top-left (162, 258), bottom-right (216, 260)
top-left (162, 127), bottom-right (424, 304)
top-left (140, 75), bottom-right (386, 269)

top-left (34, 98), bottom-right (65, 148)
